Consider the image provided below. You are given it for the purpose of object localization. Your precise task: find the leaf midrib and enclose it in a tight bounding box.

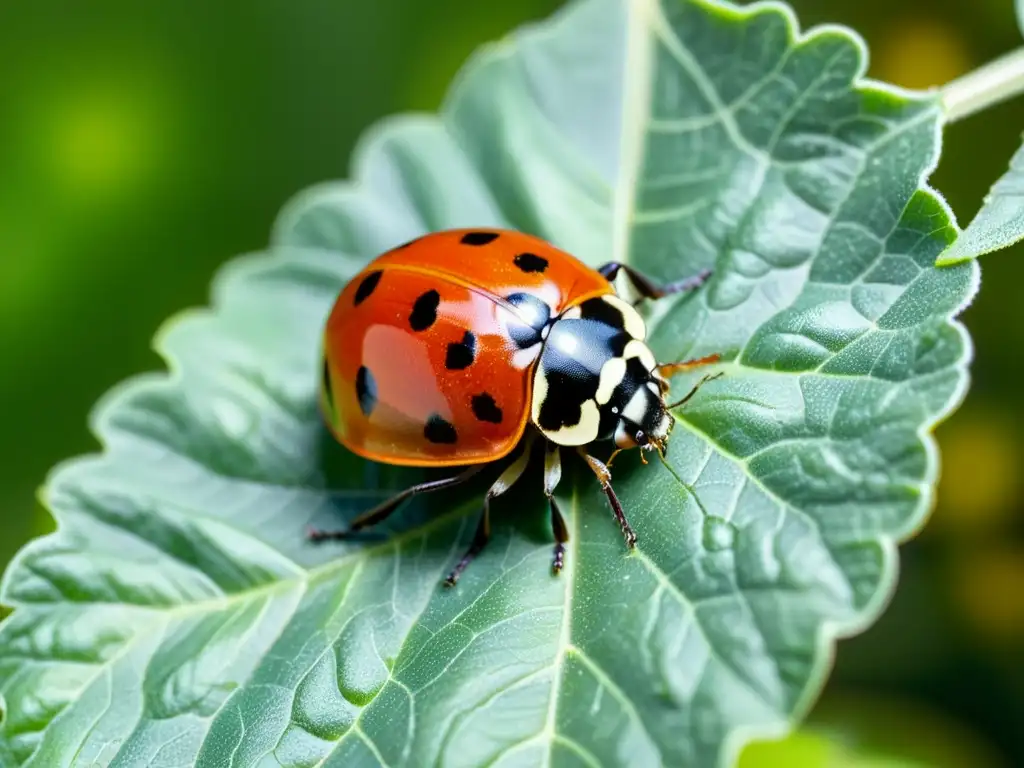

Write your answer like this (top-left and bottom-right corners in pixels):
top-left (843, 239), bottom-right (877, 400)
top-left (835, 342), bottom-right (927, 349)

top-left (540, 486), bottom-right (578, 768)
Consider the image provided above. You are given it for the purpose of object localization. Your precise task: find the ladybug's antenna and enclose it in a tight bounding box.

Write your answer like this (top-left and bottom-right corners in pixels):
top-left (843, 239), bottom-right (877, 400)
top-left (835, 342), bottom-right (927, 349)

top-left (667, 372), bottom-right (724, 410)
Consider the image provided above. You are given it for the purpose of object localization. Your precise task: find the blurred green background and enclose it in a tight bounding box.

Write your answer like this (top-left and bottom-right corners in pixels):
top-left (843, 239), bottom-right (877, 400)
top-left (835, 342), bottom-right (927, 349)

top-left (1, 0), bottom-right (1022, 765)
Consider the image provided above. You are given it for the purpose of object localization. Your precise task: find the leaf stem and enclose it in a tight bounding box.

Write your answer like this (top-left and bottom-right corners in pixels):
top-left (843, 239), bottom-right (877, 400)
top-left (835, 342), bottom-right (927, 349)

top-left (941, 46), bottom-right (1024, 124)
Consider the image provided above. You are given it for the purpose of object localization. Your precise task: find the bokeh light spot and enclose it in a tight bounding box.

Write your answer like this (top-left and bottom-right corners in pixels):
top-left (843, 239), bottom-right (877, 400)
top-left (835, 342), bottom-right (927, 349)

top-left (48, 92), bottom-right (158, 200)
top-left (872, 17), bottom-right (972, 89)
top-left (933, 406), bottom-right (1017, 533)
top-left (953, 545), bottom-right (1024, 644)
top-left (737, 730), bottom-right (836, 767)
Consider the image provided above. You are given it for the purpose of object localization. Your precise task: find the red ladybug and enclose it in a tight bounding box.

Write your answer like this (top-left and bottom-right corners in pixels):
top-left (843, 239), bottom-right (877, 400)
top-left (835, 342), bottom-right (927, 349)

top-left (313, 228), bottom-right (720, 585)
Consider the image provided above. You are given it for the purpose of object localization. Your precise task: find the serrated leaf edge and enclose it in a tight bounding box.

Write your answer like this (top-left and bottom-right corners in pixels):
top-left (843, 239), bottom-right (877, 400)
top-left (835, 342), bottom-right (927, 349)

top-left (0, 2), bottom-right (982, 767)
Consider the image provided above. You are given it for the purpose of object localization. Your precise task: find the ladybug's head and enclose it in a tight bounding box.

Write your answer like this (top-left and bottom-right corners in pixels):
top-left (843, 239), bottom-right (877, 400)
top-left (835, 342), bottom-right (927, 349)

top-left (611, 380), bottom-right (673, 457)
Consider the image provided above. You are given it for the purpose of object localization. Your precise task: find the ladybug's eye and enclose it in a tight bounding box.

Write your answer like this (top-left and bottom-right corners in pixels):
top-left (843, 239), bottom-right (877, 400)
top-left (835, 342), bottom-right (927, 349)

top-left (635, 430), bottom-right (648, 446)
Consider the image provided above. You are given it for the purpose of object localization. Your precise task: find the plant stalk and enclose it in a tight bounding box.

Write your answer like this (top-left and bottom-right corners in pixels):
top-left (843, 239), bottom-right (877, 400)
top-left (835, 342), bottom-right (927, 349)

top-left (941, 45), bottom-right (1024, 124)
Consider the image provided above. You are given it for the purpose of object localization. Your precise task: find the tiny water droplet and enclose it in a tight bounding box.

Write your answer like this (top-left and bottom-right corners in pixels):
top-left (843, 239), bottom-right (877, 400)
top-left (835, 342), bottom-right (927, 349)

top-left (703, 516), bottom-right (736, 551)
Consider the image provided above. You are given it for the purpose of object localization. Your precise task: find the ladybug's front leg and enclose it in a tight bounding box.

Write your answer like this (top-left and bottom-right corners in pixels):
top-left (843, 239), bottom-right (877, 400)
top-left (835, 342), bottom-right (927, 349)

top-left (598, 261), bottom-right (711, 303)
top-left (577, 448), bottom-right (637, 550)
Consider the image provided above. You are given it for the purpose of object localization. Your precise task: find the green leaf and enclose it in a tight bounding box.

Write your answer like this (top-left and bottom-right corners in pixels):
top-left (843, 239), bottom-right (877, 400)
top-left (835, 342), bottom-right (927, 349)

top-left (0, 0), bottom-right (978, 766)
top-left (1017, 0), bottom-right (1024, 38)
top-left (935, 136), bottom-right (1024, 265)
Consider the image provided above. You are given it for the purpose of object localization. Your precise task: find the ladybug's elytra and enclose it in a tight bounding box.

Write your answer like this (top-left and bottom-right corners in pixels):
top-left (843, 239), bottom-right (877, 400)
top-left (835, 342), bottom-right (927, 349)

top-left (313, 228), bottom-right (721, 585)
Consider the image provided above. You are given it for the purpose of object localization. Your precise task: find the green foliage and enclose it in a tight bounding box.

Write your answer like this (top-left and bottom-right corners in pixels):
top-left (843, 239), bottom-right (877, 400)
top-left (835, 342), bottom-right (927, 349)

top-left (0, 0), bottom-right (982, 766)
top-left (934, 1), bottom-right (1024, 263)
top-left (937, 138), bottom-right (1024, 265)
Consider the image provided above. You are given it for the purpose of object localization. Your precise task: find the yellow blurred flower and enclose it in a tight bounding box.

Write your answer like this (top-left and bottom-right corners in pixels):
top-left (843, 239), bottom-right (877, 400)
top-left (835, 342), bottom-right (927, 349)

top-left (741, 691), bottom-right (1005, 768)
top-left (46, 86), bottom-right (164, 202)
top-left (932, 406), bottom-right (1018, 534)
top-left (952, 543), bottom-right (1024, 644)
top-left (872, 17), bottom-right (973, 89)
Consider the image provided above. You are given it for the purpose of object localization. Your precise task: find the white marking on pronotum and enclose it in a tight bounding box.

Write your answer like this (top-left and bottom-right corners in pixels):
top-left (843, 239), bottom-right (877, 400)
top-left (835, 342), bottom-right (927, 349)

top-left (596, 357), bottom-right (628, 405)
top-left (623, 339), bottom-right (657, 371)
top-left (600, 294), bottom-right (647, 340)
top-left (533, 358), bottom-right (602, 445)
top-left (623, 386), bottom-right (649, 424)
top-left (542, 400), bottom-right (601, 446)
top-left (532, 367), bottom-right (549, 424)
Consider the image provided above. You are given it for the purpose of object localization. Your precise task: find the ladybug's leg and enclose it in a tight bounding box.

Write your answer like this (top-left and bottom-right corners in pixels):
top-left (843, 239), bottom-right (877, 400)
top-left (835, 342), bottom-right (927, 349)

top-left (543, 442), bottom-right (568, 574)
top-left (308, 464), bottom-right (485, 542)
top-left (444, 436), bottom-right (536, 587)
top-left (598, 262), bottom-right (711, 302)
top-left (577, 448), bottom-right (637, 549)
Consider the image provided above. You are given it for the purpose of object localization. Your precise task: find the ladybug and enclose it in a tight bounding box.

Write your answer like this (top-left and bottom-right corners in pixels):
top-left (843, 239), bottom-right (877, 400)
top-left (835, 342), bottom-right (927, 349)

top-left (312, 228), bottom-right (721, 586)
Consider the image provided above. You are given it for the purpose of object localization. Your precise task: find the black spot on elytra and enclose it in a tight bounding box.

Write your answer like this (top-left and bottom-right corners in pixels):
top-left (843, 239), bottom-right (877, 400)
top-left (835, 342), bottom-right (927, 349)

top-left (514, 252), bottom-right (549, 273)
top-left (424, 413), bottom-right (458, 444)
top-left (321, 358), bottom-right (335, 415)
top-left (445, 331), bottom-right (477, 370)
top-left (354, 270), bottom-right (383, 306)
top-left (504, 292), bottom-right (552, 349)
top-left (355, 366), bottom-right (377, 416)
top-left (460, 231), bottom-right (499, 246)
top-left (471, 392), bottom-right (503, 424)
top-left (409, 289), bottom-right (440, 331)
